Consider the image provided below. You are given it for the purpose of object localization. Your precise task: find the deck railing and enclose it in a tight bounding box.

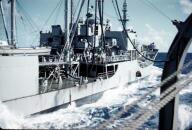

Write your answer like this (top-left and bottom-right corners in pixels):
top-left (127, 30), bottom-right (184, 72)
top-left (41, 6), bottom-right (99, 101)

top-left (106, 54), bottom-right (131, 63)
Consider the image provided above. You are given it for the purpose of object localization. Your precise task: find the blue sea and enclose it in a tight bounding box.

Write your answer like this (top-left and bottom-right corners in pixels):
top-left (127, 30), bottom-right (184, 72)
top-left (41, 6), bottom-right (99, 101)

top-left (0, 53), bottom-right (192, 129)
top-left (155, 53), bottom-right (192, 74)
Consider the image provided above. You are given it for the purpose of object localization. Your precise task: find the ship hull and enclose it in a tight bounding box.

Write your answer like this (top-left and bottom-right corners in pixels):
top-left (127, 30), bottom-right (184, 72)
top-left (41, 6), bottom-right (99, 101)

top-left (2, 60), bottom-right (153, 116)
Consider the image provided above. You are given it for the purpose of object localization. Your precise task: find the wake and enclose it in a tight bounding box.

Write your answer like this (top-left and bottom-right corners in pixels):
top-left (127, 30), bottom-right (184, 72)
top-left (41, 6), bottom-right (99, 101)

top-left (0, 66), bottom-right (191, 129)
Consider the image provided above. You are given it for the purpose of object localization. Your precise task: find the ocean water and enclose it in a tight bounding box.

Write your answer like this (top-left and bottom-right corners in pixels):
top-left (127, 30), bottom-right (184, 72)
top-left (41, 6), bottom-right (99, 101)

top-left (154, 53), bottom-right (192, 74)
top-left (0, 54), bottom-right (192, 129)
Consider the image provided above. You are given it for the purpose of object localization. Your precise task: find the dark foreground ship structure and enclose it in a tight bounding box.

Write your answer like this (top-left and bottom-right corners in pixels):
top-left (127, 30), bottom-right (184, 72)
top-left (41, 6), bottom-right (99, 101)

top-left (0, 0), bottom-right (158, 115)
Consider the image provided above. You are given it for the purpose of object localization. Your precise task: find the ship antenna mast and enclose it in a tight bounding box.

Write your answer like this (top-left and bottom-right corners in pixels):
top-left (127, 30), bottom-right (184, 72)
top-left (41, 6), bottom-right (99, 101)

top-left (11, 0), bottom-right (16, 47)
top-left (122, 0), bottom-right (129, 29)
top-left (64, 0), bottom-right (70, 47)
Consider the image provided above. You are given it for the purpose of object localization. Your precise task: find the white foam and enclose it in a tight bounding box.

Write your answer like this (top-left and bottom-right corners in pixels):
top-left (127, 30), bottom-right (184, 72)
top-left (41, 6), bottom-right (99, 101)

top-left (0, 102), bottom-right (23, 129)
top-left (0, 66), bottom-right (191, 129)
top-left (22, 66), bottom-right (162, 129)
top-left (178, 105), bottom-right (192, 130)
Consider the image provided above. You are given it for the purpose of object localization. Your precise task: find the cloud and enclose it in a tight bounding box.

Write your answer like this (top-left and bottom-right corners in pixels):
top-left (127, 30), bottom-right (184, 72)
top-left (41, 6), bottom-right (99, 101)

top-left (180, 0), bottom-right (192, 15)
top-left (138, 24), bottom-right (168, 51)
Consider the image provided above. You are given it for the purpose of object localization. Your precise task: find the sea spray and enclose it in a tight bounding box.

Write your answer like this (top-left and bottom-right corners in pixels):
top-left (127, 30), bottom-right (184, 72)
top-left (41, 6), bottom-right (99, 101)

top-left (0, 101), bottom-right (23, 129)
top-left (178, 84), bottom-right (192, 130)
top-left (22, 66), bottom-right (162, 129)
top-left (0, 66), bottom-right (191, 129)
top-left (178, 105), bottom-right (192, 130)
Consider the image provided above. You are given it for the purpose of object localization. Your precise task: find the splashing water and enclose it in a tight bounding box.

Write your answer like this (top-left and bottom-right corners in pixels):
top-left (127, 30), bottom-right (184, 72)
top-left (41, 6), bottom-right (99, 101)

top-left (0, 102), bottom-right (24, 129)
top-left (0, 66), bottom-right (192, 129)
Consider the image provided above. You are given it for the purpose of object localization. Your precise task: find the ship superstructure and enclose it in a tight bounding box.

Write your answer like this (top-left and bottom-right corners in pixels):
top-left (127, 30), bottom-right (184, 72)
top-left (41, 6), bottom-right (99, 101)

top-left (0, 0), bottom-right (158, 115)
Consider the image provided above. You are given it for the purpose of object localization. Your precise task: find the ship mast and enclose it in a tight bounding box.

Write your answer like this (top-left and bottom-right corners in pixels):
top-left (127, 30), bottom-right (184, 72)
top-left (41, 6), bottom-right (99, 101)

top-left (11, 0), bottom-right (16, 47)
top-left (70, 0), bottom-right (74, 24)
top-left (122, 0), bottom-right (129, 29)
top-left (64, 0), bottom-right (70, 46)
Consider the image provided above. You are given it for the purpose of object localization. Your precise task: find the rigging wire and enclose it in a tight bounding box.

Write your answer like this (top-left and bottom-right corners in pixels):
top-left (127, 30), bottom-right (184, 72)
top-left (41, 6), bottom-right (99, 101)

top-left (70, 0), bottom-right (73, 24)
top-left (68, 0), bottom-right (86, 49)
top-left (15, 11), bottom-right (18, 44)
top-left (72, 0), bottom-right (81, 20)
top-left (0, 0), bottom-right (9, 44)
top-left (41, 0), bottom-right (63, 30)
top-left (17, 0), bottom-right (40, 31)
top-left (16, 0), bottom-right (43, 45)
top-left (112, 0), bottom-right (137, 52)
top-left (140, 0), bottom-right (172, 21)
top-left (114, 0), bottom-right (166, 63)
top-left (92, 0), bottom-right (98, 63)
top-left (112, 0), bottom-right (121, 21)
top-left (31, 0), bottom-right (63, 44)
top-left (98, 0), bottom-right (106, 51)
top-left (46, 0), bottom-right (86, 82)
top-left (86, 0), bottom-right (90, 36)
top-left (54, 0), bottom-right (63, 24)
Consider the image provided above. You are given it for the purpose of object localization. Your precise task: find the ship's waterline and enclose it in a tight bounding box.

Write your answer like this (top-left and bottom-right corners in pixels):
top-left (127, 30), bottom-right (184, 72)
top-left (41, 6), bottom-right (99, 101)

top-left (1, 59), bottom-right (153, 116)
top-left (0, 67), bottom-right (192, 130)
top-left (0, 66), bottom-right (161, 129)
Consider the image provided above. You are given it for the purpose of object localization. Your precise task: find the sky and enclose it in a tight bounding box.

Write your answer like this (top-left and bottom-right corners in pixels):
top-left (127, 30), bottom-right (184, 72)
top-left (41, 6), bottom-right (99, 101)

top-left (3, 0), bottom-right (192, 52)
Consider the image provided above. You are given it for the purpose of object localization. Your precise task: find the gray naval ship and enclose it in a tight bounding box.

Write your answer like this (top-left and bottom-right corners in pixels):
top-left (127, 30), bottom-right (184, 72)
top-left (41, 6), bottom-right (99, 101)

top-left (0, 0), bottom-right (158, 116)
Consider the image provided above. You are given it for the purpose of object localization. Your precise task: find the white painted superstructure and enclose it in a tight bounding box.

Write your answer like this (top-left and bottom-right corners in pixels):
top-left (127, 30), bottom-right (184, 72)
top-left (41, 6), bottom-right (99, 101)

top-left (0, 56), bottom-right (39, 101)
